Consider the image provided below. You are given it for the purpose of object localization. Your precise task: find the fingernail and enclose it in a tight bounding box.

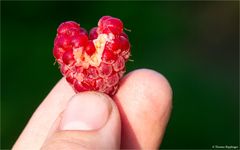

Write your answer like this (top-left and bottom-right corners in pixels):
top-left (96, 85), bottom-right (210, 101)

top-left (60, 92), bottom-right (112, 131)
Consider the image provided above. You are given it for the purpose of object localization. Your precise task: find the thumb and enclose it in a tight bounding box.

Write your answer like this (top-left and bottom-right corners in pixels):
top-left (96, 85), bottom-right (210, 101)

top-left (41, 92), bottom-right (121, 149)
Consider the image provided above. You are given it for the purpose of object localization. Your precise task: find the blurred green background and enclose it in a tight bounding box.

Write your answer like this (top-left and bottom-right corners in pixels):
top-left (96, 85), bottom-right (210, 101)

top-left (1, 1), bottom-right (239, 149)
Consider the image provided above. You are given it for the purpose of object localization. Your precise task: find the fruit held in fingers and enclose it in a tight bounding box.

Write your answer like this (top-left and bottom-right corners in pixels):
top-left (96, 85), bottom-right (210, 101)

top-left (53, 16), bottom-right (131, 96)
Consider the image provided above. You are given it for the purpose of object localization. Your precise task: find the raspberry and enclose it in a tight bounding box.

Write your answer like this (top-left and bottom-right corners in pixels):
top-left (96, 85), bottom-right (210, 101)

top-left (53, 16), bottom-right (131, 96)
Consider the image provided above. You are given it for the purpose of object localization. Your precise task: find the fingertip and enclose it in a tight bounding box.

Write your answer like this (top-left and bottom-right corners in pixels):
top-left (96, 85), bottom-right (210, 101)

top-left (60, 92), bottom-right (113, 131)
top-left (114, 68), bottom-right (173, 149)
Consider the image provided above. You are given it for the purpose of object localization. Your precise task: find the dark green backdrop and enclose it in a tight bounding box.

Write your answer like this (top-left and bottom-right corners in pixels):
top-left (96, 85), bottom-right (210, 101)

top-left (1, 1), bottom-right (239, 149)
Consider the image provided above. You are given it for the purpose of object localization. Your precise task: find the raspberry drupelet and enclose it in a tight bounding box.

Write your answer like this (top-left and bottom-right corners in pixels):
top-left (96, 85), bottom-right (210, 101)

top-left (53, 16), bottom-right (131, 96)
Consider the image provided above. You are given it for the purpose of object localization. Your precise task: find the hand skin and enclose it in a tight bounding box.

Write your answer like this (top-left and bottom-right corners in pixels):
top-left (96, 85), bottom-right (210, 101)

top-left (13, 69), bottom-right (172, 149)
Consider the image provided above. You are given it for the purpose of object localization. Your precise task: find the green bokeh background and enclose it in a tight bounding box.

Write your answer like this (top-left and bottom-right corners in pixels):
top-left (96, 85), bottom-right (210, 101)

top-left (1, 1), bottom-right (239, 149)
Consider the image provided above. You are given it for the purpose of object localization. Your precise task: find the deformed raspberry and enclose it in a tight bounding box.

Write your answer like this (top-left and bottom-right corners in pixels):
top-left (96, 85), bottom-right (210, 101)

top-left (53, 16), bottom-right (131, 96)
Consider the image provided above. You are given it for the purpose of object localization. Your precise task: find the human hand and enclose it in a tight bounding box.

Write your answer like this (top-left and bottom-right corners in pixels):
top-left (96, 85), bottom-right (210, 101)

top-left (13, 69), bottom-right (172, 149)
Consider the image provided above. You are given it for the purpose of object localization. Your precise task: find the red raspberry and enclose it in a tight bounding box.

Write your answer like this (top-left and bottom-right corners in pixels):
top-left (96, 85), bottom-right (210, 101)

top-left (53, 16), bottom-right (131, 96)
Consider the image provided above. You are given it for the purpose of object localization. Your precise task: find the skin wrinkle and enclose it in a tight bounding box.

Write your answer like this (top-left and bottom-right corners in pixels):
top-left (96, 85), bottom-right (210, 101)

top-left (43, 131), bottom-right (99, 149)
top-left (42, 137), bottom-right (89, 150)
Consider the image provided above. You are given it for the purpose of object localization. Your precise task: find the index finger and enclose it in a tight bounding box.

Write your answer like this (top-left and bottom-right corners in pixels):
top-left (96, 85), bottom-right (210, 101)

top-left (13, 78), bottom-right (75, 150)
